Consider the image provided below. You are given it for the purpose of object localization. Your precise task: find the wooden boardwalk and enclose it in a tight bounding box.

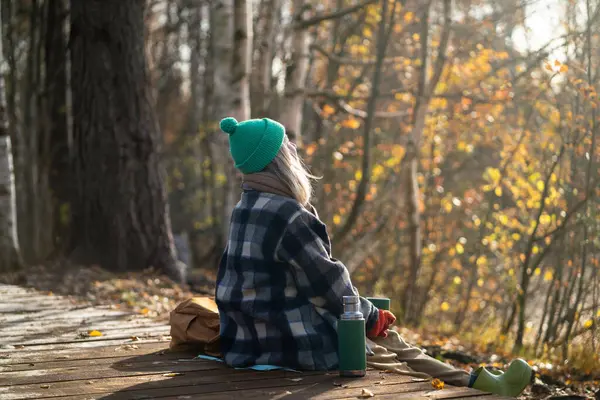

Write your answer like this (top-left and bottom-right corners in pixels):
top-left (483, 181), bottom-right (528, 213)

top-left (0, 284), bottom-right (507, 400)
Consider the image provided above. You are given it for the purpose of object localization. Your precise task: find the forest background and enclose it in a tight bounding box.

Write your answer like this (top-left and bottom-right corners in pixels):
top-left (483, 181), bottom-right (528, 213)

top-left (0, 0), bottom-right (598, 392)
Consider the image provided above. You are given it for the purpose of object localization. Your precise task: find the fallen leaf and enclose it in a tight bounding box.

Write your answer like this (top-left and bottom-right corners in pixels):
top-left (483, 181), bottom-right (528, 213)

top-left (88, 330), bottom-right (103, 337)
top-left (130, 336), bottom-right (140, 341)
top-left (431, 378), bottom-right (445, 390)
top-left (162, 372), bottom-right (184, 377)
top-left (40, 384), bottom-right (51, 389)
top-left (359, 388), bottom-right (375, 398)
top-left (86, 381), bottom-right (94, 385)
top-left (14, 345), bottom-right (25, 349)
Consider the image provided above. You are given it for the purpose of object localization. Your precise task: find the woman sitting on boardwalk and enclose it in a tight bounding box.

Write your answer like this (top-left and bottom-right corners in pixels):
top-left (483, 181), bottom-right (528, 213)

top-left (215, 116), bottom-right (532, 397)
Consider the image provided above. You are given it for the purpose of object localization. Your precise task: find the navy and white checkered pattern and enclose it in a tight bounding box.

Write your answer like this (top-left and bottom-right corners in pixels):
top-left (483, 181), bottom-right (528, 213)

top-left (216, 190), bottom-right (379, 371)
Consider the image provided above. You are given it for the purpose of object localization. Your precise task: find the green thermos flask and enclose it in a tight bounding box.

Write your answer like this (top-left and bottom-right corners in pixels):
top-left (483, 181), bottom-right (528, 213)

top-left (338, 295), bottom-right (366, 377)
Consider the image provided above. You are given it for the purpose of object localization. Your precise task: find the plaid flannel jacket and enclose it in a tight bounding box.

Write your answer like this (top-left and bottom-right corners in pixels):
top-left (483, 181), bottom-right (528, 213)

top-left (216, 190), bottom-right (379, 370)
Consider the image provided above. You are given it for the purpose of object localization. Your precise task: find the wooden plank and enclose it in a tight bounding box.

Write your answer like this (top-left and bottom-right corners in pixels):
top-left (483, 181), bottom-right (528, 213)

top-left (0, 369), bottom-right (322, 400)
top-left (0, 303), bottom-right (76, 313)
top-left (0, 348), bottom-right (193, 372)
top-left (0, 357), bottom-right (226, 386)
top-left (0, 307), bottom-right (134, 324)
top-left (3, 371), bottom-right (412, 400)
top-left (0, 294), bottom-right (70, 302)
top-left (368, 387), bottom-right (492, 399)
top-left (0, 336), bottom-right (171, 353)
top-left (0, 285), bottom-right (41, 294)
top-left (167, 377), bottom-right (492, 400)
top-left (0, 341), bottom-right (171, 365)
top-left (76, 373), bottom-right (428, 400)
top-left (0, 318), bottom-right (166, 337)
top-left (3, 325), bottom-right (170, 346)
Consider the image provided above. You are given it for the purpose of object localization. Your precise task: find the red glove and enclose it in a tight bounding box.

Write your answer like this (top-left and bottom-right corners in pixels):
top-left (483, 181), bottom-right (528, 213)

top-left (367, 309), bottom-right (396, 339)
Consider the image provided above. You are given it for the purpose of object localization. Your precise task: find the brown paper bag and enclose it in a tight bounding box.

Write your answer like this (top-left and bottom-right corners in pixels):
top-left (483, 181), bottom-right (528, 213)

top-left (169, 297), bottom-right (221, 357)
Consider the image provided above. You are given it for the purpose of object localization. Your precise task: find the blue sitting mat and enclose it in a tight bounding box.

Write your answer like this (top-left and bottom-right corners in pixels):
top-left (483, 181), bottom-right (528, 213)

top-left (195, 355), bottom-right (299, 372)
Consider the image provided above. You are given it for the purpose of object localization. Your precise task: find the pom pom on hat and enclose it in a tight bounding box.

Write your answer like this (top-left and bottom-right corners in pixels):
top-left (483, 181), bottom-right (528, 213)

top-left (220, 117), bottom-right (238, 135)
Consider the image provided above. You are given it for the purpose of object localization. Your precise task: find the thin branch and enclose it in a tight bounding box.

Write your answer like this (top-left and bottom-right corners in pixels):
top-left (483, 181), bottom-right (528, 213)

top-left (310, 43), bottom-right (405, 66)
top-left (338, 100), bottom-right (409, 119)
top-left (296, 0), bottom-right (376, 29)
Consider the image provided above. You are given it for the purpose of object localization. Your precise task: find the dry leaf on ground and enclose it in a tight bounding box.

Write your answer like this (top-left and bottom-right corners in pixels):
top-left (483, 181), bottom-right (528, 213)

top-left (431, 378), bottom-right (445, 390)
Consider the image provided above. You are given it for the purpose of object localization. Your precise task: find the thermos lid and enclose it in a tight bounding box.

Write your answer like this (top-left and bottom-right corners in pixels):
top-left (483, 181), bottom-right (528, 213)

top-left (342, 295), bottom-right (359, 305)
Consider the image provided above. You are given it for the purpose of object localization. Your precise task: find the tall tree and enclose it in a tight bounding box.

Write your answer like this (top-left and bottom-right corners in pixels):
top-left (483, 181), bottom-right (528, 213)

top-left (0, 1), bottom-right (23, 272)
top-left (45, 0), bottom-right (69, 251)
top-left (252, 0), bottom-right (277, 117)
top-left (69, 0), bottom-right (184, 282)
top-left (279, 0), bottom-right (310, 145)
top-left (232, 0), bottom-right (252, 121)
top-left (210, 0), bottom-right (234, 245)
top-left (401, 0), bottom-right (451, 323)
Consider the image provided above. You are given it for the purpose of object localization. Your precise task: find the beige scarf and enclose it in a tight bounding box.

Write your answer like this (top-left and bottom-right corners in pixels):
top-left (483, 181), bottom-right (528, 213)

top-left (242, 172), bottom-right (319, 217)
top-left (242, 172), bottom-right (294, 199)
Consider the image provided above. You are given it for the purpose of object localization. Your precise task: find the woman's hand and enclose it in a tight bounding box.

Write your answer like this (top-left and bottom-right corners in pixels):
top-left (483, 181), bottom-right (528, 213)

top-left (367, 309), bottom-right (396, 339)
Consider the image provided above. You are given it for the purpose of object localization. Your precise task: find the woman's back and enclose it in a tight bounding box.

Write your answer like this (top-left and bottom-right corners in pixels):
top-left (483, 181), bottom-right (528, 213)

top-left (216, 190), bottom-right (340, 370)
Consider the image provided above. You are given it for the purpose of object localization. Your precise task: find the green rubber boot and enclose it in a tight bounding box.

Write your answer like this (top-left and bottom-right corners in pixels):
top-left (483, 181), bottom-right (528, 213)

top-left (471, 359), bottom-right (533, 397)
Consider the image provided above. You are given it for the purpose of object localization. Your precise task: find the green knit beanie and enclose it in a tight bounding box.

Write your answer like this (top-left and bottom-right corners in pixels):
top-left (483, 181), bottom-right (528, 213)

top-left (220, 117), bottom-right (286, 174)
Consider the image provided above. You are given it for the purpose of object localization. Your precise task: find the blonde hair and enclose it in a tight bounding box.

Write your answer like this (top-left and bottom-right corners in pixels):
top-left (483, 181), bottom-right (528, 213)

top-left (266, 136), bottom-right (318, 206)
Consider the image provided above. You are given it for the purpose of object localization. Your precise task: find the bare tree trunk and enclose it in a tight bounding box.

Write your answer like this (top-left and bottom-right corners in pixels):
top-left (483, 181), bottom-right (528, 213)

top-left (69, 0), bottom-right (183, 283)
top-left (0, 2), bottom-right (23, 272)
top-left (252, 0), bottom-right (276, 116)
top-left (279, 0), bottom-right (310, 145)
top-left (20, 0), bottom-right (40, 261)
top-left (401, 0), bottom-right (451, 323)
top-left (201, 6), bottom-right (221, 261)
top-left (562, 0), bottom-right (597, 356)
top-left (211, 0), bottom-right (234, 246)
top-left (232, 0), bottom-right (252, 121)
top-left (45, 0), bottom-right (69, 252)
